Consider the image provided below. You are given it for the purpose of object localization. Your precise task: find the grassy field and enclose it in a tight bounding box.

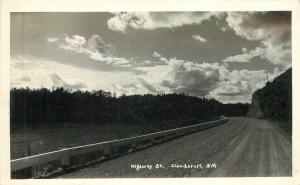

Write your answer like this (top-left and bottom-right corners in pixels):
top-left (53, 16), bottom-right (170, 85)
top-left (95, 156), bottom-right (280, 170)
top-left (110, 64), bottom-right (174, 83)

top-left (11, 119), bottom-right (213, 159)
top-left (11, 124), bottom-right (156, 159)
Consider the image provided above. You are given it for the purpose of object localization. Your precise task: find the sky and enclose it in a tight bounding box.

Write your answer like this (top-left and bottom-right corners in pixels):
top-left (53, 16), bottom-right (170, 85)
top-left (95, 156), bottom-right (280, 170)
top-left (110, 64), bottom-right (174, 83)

top-left (10, 12), bottom-right (291, 103)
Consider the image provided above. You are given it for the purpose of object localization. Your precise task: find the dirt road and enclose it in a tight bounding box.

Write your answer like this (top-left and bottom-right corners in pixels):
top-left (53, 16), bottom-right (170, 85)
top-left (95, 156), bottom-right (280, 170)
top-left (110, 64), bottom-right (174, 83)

top-left (59, 117), bottom-right (292, 178)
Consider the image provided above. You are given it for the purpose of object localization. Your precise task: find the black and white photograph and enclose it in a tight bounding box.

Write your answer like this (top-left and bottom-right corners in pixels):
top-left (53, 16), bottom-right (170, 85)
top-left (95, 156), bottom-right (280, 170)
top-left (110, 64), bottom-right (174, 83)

top-left (1, 1), bottom-right (298, 183)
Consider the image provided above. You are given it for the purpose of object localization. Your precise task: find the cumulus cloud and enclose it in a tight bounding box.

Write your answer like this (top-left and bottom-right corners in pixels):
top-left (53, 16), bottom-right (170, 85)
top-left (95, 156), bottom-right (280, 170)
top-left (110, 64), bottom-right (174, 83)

top-left (57, 34), bottom-right (134, 67)
top-left (87, 34), bottom-right (115, 55)
top-left (208, 69), bottom-right (267, 103)
top-left (107, 12), bottom-right (222, 33)
top-left (153, 51), bottom-right (161, 58)
top-left (50, 35), bottom-right (167, 69)
top-left (223, 47), bottom-right (265, 63)
top-left (47, 37), bottom-right (58, 42)
top-left (137, 53), bottom-right (225, 97)
top-left (49, 73), bottom-right (87, 89)
top-left (137, 53), bottom-right (283, 103)
top-left (262, 40), bottom-right (291, 67)
top-left (192, 34), bottom-right (207, 43)
top-left (112, 83), bottom-right (147, 96)
top-left (59, 35), bottom-right (87, 53)
top-left (88, 52), bottom-right (133, 67)
top-left (137, 78), bottom-right (161, 93)
top-left (208, 66), bottom-right (284, 103)
top-left (159, 60), bottom-right (222, 96)
top-left (225, 12), bottom-right (291, 68)
top-left (226, 12), bottom-right (290, 44)
top-left (59, 34), bottom-right (114, 56)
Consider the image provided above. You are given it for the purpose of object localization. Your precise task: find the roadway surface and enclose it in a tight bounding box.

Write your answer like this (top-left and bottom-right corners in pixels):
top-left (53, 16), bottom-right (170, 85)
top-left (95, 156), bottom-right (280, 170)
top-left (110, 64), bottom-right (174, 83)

top-left (59, 117), bottom-right (292, 178)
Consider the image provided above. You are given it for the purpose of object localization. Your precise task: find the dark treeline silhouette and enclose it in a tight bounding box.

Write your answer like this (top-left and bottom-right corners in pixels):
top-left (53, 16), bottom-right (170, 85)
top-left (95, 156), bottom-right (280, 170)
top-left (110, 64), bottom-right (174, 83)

top-left (11, 87), bottom-right (249, 130)
top-left (251, 68), bottom-right (292, 133)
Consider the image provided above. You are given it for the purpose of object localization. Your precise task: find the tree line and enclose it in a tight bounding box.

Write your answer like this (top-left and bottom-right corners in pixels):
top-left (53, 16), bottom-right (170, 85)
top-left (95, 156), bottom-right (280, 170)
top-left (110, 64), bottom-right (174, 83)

top-left (10, 87), bottom-right (249, 130)
top-left (255, 68), bottom-right (292, 122)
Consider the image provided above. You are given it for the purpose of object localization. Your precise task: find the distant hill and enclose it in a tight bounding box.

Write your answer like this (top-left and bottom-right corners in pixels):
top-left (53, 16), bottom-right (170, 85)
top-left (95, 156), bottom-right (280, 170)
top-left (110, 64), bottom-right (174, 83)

top-left (248, 68), bottom-right (292, 131)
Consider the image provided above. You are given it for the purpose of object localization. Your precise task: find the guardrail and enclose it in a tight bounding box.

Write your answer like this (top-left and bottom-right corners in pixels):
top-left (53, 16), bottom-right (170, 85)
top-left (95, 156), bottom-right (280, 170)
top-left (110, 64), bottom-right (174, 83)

top-left (11, 118), bottom-right (227, 178)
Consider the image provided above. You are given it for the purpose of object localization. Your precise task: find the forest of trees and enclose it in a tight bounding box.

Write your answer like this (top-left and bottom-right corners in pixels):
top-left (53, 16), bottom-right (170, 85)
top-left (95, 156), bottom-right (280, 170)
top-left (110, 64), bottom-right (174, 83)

top-left (10, 87), bottom-right (249, 130)
top-left (254, 68), bottom-right (292, 123)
